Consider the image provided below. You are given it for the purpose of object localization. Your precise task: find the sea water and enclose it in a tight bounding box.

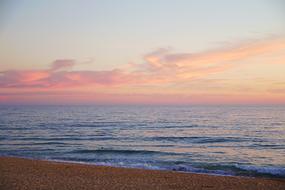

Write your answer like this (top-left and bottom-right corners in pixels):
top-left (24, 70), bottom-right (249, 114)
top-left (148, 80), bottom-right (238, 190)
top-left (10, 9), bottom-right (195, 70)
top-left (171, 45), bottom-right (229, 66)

top-left (0, 105), bottom-right (284, 178)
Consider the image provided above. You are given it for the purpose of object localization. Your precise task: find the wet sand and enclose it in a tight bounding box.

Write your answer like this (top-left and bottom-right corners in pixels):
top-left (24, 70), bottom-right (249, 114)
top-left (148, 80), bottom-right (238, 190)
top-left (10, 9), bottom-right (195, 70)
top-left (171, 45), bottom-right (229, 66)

top-left (0, 157), bottom-right (284, 190)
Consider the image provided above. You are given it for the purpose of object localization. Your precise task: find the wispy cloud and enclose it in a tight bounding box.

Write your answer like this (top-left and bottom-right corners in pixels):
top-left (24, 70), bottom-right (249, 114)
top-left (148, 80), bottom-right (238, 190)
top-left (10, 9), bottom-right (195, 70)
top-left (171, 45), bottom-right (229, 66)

top-left (0, 37), bottom-right (284, 89)
top-left (50, 59), bottom-right (76, 71)
top-left (137, 37), bottom-right (285, 83)
top-left (0, 60), bottom-right (133, 88)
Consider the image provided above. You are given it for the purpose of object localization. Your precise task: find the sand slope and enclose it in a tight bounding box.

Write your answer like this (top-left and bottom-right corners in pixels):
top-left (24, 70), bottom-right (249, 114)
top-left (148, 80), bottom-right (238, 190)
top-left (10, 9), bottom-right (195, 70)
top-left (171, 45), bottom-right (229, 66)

top-left (0, 157), bottom-right (284, 190)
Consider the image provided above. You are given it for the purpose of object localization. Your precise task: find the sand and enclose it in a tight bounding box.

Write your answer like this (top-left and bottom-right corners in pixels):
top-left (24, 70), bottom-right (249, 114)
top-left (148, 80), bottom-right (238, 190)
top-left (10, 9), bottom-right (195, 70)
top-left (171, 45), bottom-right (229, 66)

top-left (0, 157), bottom-right (284, 190)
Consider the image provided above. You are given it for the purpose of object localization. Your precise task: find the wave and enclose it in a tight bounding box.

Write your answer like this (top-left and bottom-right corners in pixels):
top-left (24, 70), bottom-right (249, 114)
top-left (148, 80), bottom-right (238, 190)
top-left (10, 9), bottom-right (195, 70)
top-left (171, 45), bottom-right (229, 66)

top-left (9, 136), bottom-right (115, 141)
top-left (183, 164), bottom-right (285, 178)
top-left (2, 152), bottom-right (284, 178)
top-left (250, 144), bottom-right (285, 149)
top-left (71, 149), bottom-right (168, 155)
top-left (234, 165), bottom-right (285, 177)
top-left (47, 156), bottom-right (285, 178)
top-left (147, 136), bottom-right (256, 143)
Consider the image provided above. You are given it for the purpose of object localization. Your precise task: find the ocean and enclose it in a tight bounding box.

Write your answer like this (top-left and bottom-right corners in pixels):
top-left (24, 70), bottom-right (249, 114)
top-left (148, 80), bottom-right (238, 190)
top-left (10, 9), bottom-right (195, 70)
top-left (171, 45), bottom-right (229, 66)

top-left (0, 105), bottom-right (284, 178)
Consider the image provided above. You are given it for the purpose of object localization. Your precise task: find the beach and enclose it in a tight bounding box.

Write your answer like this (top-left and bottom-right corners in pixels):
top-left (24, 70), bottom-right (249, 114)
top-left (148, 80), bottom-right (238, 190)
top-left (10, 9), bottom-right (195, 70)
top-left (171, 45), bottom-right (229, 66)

top-left (1, 1), bottom-right (285, 189)
top-left (0, 157), bottom-right (284, 190)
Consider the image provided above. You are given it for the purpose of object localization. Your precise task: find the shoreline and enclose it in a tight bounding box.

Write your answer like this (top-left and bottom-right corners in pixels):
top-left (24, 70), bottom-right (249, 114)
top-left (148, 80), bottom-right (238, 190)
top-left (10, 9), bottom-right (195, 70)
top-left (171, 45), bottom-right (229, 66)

top-left (1, 156), bottom-right (284, 190)
top-left (3, 155), bottom-right (284, 179)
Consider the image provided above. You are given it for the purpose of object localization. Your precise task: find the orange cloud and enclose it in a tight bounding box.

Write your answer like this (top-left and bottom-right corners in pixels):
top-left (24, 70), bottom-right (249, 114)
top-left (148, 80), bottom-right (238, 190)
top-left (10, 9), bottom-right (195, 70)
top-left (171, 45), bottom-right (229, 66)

top-left (0, 37), bottom-right (284, 89)
top-left (137, 37), bottom-right (285, 82)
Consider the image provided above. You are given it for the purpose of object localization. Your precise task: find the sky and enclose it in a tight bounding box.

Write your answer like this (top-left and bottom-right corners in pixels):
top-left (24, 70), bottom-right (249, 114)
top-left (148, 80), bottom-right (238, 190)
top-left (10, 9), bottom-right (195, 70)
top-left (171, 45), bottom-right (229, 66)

top-left (0, 0), bottom-right (285, 105)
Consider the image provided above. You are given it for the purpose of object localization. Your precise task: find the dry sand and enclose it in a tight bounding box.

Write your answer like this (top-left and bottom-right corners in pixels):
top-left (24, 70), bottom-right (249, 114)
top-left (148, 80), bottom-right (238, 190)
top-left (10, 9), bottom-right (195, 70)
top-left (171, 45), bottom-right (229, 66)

top-left (0, 156), bottom-right (284, 190)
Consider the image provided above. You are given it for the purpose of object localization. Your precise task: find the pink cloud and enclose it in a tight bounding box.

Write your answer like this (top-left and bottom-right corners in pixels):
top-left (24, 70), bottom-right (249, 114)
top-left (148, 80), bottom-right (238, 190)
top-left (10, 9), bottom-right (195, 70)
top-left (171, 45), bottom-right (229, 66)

top-left (0, 95), bottom-right (8, 102)
top-left (0, 37), bottom-right (284, 89)
top-left (139, 37), bottom-right (285, 81)
top-left (0, 59), bottom-right (135, 88)
top-left (1, 91), bottom-right (285, 105)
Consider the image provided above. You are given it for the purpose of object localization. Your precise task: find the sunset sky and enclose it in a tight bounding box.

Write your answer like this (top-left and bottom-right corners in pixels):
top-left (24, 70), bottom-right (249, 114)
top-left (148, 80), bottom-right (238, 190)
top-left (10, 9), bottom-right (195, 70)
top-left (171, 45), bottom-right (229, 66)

top-left (0, 0), bottom-right (285, 105)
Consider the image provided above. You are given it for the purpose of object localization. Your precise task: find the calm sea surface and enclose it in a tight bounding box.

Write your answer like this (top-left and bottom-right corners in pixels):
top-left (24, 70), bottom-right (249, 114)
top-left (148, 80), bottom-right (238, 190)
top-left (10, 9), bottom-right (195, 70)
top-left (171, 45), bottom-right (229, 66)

top-left (0, 105), bottom-right (284, 178)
